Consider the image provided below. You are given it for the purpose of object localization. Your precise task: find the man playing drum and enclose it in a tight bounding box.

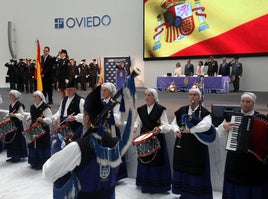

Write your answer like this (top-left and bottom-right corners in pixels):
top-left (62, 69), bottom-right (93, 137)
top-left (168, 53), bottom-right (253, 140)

top-left (134, 88), bottom-right (171, 194)
top-left (52, 78), bottom-right (84, 140)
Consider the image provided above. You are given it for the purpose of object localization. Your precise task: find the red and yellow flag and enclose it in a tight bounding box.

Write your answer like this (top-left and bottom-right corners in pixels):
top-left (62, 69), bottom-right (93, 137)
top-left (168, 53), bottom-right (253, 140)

top-left (35, 40), bottom-right (43, 91)
top-left (97, 57), bottom-right (103, 85)
top-left (144, 0), bottom-right (268, 58)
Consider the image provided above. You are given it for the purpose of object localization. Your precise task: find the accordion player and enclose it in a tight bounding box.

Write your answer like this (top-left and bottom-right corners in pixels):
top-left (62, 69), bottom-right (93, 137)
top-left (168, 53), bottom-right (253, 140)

top-left (225, 114), bottom-right (268, 163)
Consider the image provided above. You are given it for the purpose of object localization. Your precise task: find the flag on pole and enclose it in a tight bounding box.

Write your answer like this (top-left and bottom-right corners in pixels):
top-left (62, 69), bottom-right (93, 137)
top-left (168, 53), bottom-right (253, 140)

top-left (35, 40), bottom-right (43, 91)
top-left (97, 57), bottom-right (103, 85)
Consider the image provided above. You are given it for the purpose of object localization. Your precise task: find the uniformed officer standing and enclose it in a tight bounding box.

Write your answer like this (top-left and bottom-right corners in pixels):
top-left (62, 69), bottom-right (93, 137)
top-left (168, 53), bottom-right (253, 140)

top-left (55, 49), bottom-right (71, 98)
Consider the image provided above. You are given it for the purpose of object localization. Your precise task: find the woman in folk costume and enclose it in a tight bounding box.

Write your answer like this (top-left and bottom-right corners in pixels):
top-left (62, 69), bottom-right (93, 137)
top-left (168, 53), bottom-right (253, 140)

top-left (101, 82), bottom-right (128, 181)
top-left (25, 91), bottom-right (52, 169)
top-left (171, 85), bottom-right (216, 199)
top-left (4, 90), bottom-right (27, 162)
top-left (134, 88), bottom-right (171, 193)
top-left (43, 67), bottom-right (138, 199)
top-left (217, 92), bottom-right (268, 199)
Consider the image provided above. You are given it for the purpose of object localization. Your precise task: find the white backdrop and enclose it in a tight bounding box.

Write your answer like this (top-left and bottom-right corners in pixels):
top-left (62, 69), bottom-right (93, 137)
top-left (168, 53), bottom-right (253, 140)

top-left (0, 0), bottom-right (267, 91)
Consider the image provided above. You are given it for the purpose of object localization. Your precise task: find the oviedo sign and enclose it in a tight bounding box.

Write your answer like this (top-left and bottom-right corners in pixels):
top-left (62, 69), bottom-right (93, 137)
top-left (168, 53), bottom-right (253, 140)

top-left (54, 15), bottom-right (111, 29)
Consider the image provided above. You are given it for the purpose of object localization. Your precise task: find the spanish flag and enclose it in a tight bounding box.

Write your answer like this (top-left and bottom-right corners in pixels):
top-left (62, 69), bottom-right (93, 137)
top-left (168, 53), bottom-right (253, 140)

top-left (97, 57), bottom-right (103, 85)
top-left (35, 40), bottom-right (43, 91)
top-left (144, 0), bottom-right (268, 58)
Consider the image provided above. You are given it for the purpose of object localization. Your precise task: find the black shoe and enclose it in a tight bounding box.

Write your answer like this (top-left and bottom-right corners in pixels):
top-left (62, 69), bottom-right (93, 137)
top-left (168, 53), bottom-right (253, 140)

top-left (10, 158), bottom-right (21, 163)
top-left (35, 165), bottom-right (43, 170)
top-left (6, 158), bottom-right (13, 162)
top-left (30, 165), bottom-right (36, 169)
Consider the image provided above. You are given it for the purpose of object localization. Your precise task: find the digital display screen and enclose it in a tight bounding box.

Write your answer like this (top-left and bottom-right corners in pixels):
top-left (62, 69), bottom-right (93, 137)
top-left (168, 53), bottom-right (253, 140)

top-left (144, 0), bottom-right (268, 60)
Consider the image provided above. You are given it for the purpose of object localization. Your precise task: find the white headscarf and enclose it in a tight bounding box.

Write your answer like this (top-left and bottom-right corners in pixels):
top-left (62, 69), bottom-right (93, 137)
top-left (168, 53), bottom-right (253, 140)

top-left (9, 90), bottom-right (22, 100)
top-left (33, 91), bottom-right (46, 103)
top-left (146, 88), bottom-right (159, 103)
top-left (241, 92), bottom-right (256, 103)
top-left (189, 86), bottom-right (201, 97)
top-left (102, 82), bottom-right (117, 96)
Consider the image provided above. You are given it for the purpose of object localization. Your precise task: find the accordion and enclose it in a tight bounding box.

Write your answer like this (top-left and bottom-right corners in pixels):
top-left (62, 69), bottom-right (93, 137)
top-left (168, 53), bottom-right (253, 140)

top-left (226, 115), bottom-right (268, 162)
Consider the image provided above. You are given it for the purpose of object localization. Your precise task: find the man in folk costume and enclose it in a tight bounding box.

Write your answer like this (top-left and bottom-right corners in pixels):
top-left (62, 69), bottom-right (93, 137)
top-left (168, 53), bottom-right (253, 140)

top-left (52, 77), bottom-right (84, 140)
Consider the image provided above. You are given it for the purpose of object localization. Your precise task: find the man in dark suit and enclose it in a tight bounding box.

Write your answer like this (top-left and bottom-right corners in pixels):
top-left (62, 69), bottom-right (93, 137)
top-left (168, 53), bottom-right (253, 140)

top-left (184, 59), bottom-right (194, 76)
top-left (205, 56), bottom-right (218, 76)
top-left (41, 46), bottom-right (55, 104)
top-left (218, 57), bottom-right (230, 76)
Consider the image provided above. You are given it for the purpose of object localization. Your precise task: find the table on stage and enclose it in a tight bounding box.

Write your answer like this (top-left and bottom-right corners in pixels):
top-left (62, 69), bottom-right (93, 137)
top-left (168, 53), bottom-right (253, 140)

top-left (156, 76), bottom-right (231, 93)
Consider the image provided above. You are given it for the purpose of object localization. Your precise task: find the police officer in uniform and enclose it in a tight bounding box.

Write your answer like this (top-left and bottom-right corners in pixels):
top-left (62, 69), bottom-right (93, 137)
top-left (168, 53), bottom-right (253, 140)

top-left (55, 49), bottom-right (71, 98)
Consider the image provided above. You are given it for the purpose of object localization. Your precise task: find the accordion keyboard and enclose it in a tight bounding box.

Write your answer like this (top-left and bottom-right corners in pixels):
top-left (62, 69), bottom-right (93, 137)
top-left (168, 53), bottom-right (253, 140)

top-left (225, 115), bottom-right (242, 151)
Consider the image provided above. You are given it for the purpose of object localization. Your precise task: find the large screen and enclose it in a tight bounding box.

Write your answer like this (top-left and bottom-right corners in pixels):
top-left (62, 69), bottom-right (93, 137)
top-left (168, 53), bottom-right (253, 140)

top-left (143, 0), bottom-right (268, 60)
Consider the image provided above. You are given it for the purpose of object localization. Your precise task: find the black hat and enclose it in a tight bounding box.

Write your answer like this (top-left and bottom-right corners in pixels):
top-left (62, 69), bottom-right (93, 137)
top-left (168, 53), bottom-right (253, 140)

top-left (84, 85), bottom-right (104, 123)
top-left (59, 49), bottom-right (67, 54)
top-left (92, 59), bottom-right (96, 61)
top-left (81, 59), bottom-right (86, 62)
top-left (66, 78), bottom-right (76, 88)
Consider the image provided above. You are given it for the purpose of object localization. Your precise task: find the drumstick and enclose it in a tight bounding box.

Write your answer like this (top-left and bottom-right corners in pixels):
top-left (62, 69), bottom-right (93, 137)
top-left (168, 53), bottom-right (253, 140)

top-left (58, 112), bottom-right (75, 126)
top-left (2, 110), bottom-right (16, 121)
